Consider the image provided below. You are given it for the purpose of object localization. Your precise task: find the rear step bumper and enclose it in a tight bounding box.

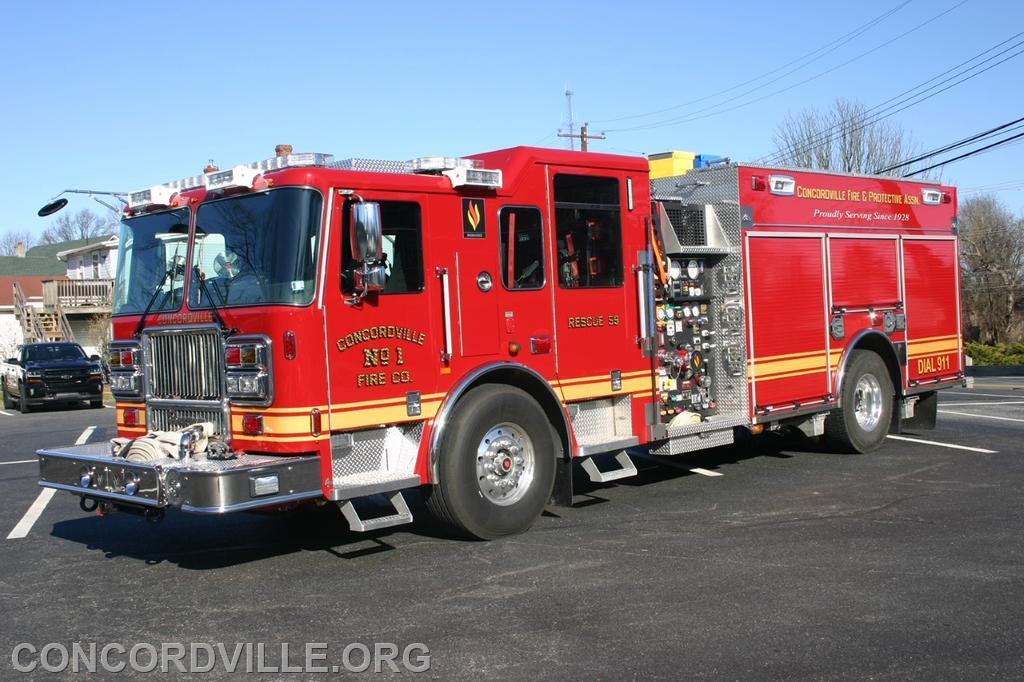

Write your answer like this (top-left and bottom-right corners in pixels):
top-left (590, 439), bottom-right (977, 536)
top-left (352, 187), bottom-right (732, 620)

top-left (37, 442), bottom-right (322, 514)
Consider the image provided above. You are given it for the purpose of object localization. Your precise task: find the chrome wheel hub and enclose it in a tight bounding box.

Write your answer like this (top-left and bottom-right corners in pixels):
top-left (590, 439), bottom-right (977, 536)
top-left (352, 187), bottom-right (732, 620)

top-left (853, 373), bottom-right (884, 431)
top-left (476, 422), bottom-right (535, 506)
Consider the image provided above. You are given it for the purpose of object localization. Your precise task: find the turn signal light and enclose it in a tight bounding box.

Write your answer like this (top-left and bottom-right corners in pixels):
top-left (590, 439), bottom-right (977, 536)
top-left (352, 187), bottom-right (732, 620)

top-left (751, 175), bottom-right (767, 192)
top-left (242, 414), bottom-right (263, 436)
top-left (123, 408), bottom-right (140, 427)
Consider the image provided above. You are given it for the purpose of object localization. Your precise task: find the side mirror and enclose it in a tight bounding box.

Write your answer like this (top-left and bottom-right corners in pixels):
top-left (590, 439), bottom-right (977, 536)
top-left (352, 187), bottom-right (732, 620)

top-left (350, 202), bottom-right (383, 263)
top-left (6, 358), bottom-right (18, 366)
top-left (354, 264), bottom-right (387, 294)
top-left (90, 354), bottom-right (101, 361)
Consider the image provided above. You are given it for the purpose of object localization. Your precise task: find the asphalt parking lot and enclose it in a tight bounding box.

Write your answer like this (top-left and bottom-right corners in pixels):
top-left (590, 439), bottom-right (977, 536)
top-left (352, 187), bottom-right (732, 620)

top-left (2, 382), bottom-right (1023, 679)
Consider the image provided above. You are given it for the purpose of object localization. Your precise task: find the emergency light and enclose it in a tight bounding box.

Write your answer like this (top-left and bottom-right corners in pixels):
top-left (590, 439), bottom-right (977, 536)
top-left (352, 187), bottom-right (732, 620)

top-left (412, 156), bottom-right (503, 188)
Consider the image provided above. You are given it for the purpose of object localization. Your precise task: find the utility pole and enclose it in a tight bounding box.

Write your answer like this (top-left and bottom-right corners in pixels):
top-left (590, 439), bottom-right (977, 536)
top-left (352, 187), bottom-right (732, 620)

top-left (558, 123), bottom-right (607, 152)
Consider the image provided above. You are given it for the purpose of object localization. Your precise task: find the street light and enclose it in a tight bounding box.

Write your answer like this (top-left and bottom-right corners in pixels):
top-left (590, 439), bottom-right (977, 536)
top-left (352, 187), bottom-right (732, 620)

top-left (37, 189), bottom-right (128, 217)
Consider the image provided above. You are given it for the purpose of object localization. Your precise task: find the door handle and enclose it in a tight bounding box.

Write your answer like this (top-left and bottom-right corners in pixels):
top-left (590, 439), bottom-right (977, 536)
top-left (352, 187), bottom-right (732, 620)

top-left (530, 336), bottom-right (551, 354)
top-left (436, 266), bottom-right (453, 364)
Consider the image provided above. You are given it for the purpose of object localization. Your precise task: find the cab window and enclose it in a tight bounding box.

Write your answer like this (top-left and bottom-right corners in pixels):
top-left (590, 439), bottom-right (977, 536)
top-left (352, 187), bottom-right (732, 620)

top-left (343, 200), bottom-right (424, 294)
top-left (553, 175), bottom-right (623, 288)
top-left (499, 206), bottom-right (544, 290)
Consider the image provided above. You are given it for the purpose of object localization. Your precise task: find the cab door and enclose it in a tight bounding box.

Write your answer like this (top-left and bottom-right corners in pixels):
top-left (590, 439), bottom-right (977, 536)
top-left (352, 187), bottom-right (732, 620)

top-left (547, 169), bottom-right (648, 401)
top-left (324, 191), bottom-right (442, 431)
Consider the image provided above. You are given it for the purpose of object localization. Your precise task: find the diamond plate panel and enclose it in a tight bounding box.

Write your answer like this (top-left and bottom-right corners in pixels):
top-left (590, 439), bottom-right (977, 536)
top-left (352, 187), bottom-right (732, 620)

top-left (649, 425), bottom-right (735, 456)
top-left (330, 423), bottom-right (423, 480)
top-left (331, 158), bottom-right (413, 174)
top-left (570, 395), bottom-right (633, 442)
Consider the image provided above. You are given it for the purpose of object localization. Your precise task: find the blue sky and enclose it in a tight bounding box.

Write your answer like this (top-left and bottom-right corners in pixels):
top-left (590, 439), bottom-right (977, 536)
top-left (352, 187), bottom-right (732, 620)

top-left (1, 0), bottom-right (1020, 239)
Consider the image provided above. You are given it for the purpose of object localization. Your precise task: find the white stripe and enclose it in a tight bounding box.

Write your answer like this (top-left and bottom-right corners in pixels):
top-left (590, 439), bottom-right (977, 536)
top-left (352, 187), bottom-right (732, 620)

top-left (75, 426), bottom-right (96, 445)
top-left (0, 410), bottom-right (13, 416)
top-left (103, 404), bottom-right (114, 409)
top-left (688, 467), bottom-right (724, 477)
top-left (0, 459), bottom-right (37, 466)
top-left (6, 489), bottom-right (56, 539)
top-left (886, 435), bottom-right (996, 453)
top-left (938, 410), bottom-right (1024, 424)
top-left (939, 400), bottom-right (1024, 407)
top-left (944, 391), bottom-right (1024, 399)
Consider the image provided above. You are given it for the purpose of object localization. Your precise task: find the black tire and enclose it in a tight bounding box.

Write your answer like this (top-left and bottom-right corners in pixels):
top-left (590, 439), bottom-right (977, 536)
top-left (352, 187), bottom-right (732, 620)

top-left (18, 384), bottom-right (31, 413)
top-left (89, 399), bottom-right (104, 409)
top-left (1, 383), bottom-right (12, 410)
top-left (425, 384), bottom-right (556, 539)
top-left (825, 350), bottom-right (894, 453)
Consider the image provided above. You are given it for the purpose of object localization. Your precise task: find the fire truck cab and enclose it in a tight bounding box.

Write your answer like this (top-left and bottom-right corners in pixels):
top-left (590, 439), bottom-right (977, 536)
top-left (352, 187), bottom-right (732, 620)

top-left (36, 146), bottom-right (963, 538)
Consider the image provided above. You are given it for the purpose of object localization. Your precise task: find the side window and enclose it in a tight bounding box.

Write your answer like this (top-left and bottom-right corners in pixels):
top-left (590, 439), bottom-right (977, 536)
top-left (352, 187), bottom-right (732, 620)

top-left (553, 175), bottom-right (623, 288)
top-left (343, 200), bottom-right (424, 294)
top-left (499, 207), bottom-right (544, 290)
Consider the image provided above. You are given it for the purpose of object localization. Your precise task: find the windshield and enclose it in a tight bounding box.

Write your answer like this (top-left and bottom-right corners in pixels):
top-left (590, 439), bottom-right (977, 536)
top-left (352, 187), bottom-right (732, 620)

top-left (24, 344), bottom-right (86, 362)
top-left (189, 188), bottom-right (323, 308)
top-left (112, 208), bottom-right (191, 315)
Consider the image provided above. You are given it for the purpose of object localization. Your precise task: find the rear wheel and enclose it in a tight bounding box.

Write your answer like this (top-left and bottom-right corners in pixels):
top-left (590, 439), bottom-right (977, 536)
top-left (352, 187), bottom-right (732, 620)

top-left (825, 350), bottom-right (894, 453)
top-left (426, 384), bottom-right (556, 539)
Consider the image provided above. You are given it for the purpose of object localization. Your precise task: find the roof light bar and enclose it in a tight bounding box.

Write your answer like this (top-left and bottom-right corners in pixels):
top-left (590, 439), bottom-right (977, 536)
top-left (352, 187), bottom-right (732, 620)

top-left (127, 185), bottom-right (176, 209)
top-left (411, 157), bottom-right (482, 173)
top-left (205, 164), bottom-right (261, 191)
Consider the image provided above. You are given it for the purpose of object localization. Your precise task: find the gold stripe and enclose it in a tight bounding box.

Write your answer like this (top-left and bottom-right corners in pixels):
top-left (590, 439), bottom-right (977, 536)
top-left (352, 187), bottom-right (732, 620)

top-left (907, 340), bottom-right (959, 356)
top-left (560, 377), bottom-right (651, 401)
top-left (329, 400), bottom-right (442, 430)
top-left (909, 350), bottom-right (958, 362)
top-left (751, 349), bottom-right (829, 363)
top-left (751, 355), bottom-right (827, 379)
top-left (231, 434), bottom-right (330, 444)
top-left (908, 333), bottom-right (959, 344)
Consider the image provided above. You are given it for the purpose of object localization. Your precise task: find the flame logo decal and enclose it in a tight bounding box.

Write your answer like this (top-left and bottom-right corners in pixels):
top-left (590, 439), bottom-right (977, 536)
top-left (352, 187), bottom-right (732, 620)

top-left (467, 201), bottom-right (481, 230)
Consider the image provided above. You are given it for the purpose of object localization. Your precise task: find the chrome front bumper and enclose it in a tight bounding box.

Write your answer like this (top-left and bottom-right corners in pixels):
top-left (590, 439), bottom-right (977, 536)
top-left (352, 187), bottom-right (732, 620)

top-left (37, 443), bottom-right (322, 513)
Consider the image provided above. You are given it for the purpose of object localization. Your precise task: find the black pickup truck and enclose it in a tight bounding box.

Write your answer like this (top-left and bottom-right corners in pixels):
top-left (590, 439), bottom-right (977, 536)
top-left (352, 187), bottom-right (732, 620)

top-left (2, 342), bottom-right (104, 412)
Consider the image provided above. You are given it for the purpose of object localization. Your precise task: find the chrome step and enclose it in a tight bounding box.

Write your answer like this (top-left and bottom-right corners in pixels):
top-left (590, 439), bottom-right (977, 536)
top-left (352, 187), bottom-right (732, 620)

top-left (339, 491), bottom-right (413, 533)
top-left (581, 451), bottom-right (638, 483)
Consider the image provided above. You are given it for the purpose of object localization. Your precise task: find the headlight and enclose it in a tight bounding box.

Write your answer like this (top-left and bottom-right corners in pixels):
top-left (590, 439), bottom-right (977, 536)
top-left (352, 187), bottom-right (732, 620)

top-left (109, 341), bottom-right (143, 398)
top-left (225, 335), bottom-right (273, 404)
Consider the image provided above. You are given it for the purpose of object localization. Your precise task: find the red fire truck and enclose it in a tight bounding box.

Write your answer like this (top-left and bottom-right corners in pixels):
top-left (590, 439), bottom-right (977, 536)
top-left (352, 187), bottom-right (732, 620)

top-left (36, 146), bottom-right (964, 538)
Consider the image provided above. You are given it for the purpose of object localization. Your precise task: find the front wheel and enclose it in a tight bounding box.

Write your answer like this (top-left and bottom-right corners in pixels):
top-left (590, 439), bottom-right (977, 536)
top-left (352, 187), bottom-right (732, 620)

top-left (825, 350), bottom-right (894, 453)
top-left (18, 384), bottom-right (32, 413)
top-left (426, 384), bottom-right (556, 539)
top-left (1, 383), bottom-right (13, 410)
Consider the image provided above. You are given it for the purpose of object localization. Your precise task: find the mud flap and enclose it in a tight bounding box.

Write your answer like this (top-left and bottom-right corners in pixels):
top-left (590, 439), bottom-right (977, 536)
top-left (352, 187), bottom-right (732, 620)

top-left (899, 391), bottom-right (938, 431)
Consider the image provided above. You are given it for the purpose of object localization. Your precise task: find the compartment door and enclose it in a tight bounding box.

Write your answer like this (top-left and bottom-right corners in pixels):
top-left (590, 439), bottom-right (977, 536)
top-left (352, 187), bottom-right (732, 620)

top-left (746, 233), bottom-right (831, 413)
top-left (902, 236), bottom-right (962, 383)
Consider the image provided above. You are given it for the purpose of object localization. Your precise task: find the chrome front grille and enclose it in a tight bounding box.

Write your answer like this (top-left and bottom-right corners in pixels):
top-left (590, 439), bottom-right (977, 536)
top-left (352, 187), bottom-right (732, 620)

top-left (144, 329), bottom-right (224, 400)
top-left (148, 405), bottom-right (228, 437)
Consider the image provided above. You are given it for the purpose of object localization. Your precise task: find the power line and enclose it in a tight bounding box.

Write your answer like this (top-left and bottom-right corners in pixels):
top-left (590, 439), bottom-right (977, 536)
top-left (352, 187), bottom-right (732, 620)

top-left (589, 0), bottom-right (913, 126)
top-left (875, 116), bottom-right (1024, 174)
top-left (606, 1), bottom-right (968, 133)
top-left (762, 32), bottom-right (1024, 165)
top-left (904, 130), bottom-right (1024, 177)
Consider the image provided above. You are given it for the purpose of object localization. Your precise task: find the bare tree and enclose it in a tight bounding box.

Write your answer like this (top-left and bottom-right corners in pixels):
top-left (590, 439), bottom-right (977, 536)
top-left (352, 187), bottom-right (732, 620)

top-left (0, 229), bottom-right (37, 256)
top-left (959, 194), bottom-right (1024, 344)
top-left (772, 98), bottom-right (929, 176)
top-left (39, 208), bottom-right (117, 244)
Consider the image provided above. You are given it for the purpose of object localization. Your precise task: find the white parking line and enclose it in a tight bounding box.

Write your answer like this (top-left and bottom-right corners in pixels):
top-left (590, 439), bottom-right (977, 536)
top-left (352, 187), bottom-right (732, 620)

top-left (938, 410), bottom-right (1024, 424)
top-left (6, 489), bottom-right (56, 539)
top-left (886, 435), bottom-right (997, 453)
top-left (0, 459), bottom-right (37, 466)
top-left (6, 425), bottom-right (96, 540)
top-left (946, 391), bottom-right (1024, 399)
top-left (688, 468), bottom-right (724, 477)
top-left (632, 453), bottom-right (724, 477)
top-left (0, 410), bottom-right (13, 416)
top-left (940, 401), bottom-right (1024, 407)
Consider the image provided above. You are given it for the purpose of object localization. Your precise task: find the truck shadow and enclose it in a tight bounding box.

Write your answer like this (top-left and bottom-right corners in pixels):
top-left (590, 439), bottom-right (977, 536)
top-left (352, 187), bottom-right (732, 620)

top-left (47, 430), bottom-right (824, 569)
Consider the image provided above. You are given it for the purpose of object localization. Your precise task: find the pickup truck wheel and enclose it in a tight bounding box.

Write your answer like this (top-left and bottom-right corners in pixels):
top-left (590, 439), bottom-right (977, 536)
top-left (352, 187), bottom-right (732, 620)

top-left (825, 350), bottom-right (894, 453)
top-left (426, 384), bottom-right (556, 540)
top-left (1, 383), bottom-right (13, 410)
top-left (18, 384), bottom-right (32, 413)
top-left (89, 399), bottom-right (104, 409)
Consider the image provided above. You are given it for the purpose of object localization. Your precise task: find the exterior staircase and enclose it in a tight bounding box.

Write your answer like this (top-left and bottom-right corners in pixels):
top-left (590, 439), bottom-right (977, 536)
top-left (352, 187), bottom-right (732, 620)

top-left (13, 282), bottom-right (75, 343)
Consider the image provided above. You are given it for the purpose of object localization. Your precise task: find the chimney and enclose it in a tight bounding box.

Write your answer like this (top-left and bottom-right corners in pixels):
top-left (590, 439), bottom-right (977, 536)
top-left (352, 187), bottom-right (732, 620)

top-left (15, 241), bottom-right (25, 258)
top-left (275, 144), bottom-right (293, 157)
top-left (204, 160), bottom-right (219, 173)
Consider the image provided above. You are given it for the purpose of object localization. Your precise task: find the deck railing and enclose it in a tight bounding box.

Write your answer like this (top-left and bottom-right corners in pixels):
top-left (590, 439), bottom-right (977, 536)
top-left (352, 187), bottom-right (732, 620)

top-left (42, 279), bottom-right (114, 308)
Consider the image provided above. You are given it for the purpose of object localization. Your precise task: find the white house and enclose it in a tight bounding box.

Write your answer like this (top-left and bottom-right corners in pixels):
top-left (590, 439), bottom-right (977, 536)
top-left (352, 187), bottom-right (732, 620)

top-left (57, 235), bottom-right (118, 279)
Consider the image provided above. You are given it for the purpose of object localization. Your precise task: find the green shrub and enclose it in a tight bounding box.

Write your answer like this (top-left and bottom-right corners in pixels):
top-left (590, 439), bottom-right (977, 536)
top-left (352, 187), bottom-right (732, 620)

top-left (965, 342), bottom-right (1024, 366)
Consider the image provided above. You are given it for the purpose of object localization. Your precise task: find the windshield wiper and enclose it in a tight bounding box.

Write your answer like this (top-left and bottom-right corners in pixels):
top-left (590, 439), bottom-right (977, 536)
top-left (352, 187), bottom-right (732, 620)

top-left (133, 265), bottom-right (175, 338)
top-left (192, 265), bottom-right (237, 337)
